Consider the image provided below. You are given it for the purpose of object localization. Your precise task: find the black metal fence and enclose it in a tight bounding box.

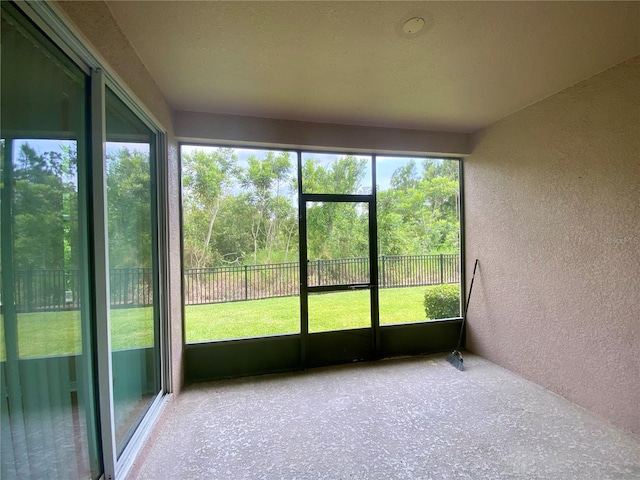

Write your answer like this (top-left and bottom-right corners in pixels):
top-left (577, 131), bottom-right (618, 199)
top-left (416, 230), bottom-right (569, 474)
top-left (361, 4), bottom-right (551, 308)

top-left (2, 254), bottom-right (459, 312)
top-left (183, 253), bottom-right (459, 305)
top-left (3, 268), bottom-right (154, 313)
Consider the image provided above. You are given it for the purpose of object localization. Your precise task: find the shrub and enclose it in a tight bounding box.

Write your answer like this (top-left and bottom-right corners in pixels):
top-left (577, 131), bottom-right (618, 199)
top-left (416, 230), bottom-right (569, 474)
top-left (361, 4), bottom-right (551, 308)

top-left (424, 284), bottom-right (460, 320)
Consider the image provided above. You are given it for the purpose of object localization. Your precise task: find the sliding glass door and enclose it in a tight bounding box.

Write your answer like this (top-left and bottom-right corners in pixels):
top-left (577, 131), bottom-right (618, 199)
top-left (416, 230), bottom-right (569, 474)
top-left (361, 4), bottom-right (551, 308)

top-left (1, 5), bottom-right (100, 478)
top-left (1, 3), bottom-right (168, 478)
top-left (105, 89), bottom-right (161, 456)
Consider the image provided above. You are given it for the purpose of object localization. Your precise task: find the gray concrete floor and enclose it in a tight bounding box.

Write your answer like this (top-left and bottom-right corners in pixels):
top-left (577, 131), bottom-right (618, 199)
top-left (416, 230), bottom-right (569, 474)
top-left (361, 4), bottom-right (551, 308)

top-left (131, 353), bottom-right (639, 479)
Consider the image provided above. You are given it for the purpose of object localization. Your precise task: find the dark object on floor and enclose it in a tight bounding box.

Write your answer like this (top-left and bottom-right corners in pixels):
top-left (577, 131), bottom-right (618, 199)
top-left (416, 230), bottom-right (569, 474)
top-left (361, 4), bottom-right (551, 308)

top-left (446, 259), bottom-right (479, 371)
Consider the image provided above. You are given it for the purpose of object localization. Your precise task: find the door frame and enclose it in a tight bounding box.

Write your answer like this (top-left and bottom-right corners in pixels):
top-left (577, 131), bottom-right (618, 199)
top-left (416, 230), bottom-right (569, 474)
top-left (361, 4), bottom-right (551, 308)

top-left (298, 151), bottom-right (380, 366)
top-left (299, 196), bottom-right (380, 367)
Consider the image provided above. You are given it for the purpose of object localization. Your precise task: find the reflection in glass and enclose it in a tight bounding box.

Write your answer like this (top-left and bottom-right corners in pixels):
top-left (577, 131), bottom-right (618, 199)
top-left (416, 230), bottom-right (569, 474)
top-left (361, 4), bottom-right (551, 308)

top-left (181, 146), bottom-right (300, 342)
top-left (105, 88), bottom-right (159, 456)
top-left (376, 156), bottom-right (461, 324)
top-left (1, 4), bottom-right (100, 477)
top-left (301, 152), bottom-right (372, 195)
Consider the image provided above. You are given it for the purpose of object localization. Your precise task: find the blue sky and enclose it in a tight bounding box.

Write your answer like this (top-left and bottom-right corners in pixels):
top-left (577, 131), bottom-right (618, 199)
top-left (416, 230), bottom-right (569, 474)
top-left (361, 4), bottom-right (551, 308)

top-left (12, 138), bottom-right (148, 158)
top-left (11, 140), bottom-right (442, 193)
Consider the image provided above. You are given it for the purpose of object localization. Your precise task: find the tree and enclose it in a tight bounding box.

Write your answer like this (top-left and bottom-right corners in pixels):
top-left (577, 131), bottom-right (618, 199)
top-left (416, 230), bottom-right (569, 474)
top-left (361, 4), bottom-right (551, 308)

top-left (303, 155), bottom-right (369, 259)
top-left (377, 158), bottom-right (459, 255)
top-left (12, 143), bottom-right (77, 271)
top-left (106, 147), bottom-right (152, 268)
top-left (239, 151), bottom-right (293, 263)
top-left (182, 148), bottom-right (238, 268)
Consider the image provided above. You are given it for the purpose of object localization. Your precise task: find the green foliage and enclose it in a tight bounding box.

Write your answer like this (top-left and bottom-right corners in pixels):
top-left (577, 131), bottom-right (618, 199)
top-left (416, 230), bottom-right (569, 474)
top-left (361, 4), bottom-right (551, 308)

top-left (303, 156), bottom-right (369, 260)
top-left (182, 148), bottom-right (239, 267)
top-left (423, 284), bottom-right (460, 320)
top-left (182, 148), bottom-right (298, 267)
top-left (180, 149), bottom-right (461, 269)
top-left (301, 155), bottom-right (367, 194)
top-left (12, 143), bottom-right (77, 270)
top-left (106, 147), bottom-right (152, 268)
top-left (379, 158), bottom-right (459, 255)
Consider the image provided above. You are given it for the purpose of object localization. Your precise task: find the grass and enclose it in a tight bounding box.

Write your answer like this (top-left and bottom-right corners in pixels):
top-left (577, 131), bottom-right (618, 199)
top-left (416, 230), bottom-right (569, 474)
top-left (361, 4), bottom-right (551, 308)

top-left (185, 286), bottom-right (429, 342)
top-left (1, 286), bottom-right (432, 358)
top-left (0, 308), bottom-right (155, 360)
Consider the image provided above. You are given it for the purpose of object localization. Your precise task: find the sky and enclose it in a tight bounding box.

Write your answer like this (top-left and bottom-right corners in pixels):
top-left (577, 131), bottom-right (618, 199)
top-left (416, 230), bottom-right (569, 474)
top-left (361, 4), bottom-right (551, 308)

top-left (10, 139), bottom-right (452, 193)
top-left (11, 138), bottom-right (148, 158)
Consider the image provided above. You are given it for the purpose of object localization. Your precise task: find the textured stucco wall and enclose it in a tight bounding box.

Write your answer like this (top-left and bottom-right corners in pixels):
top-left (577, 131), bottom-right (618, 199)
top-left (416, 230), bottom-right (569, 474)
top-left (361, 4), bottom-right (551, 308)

top-left (465, 57), bottom-right (640, 436)
top-left (53, 1), bottom-right (184, 396)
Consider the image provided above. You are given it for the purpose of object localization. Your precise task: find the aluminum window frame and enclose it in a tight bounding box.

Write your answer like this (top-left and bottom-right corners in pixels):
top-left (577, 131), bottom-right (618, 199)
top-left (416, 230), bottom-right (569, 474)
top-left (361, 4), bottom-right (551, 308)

top-left (179, 144), bottom-right (465, 352)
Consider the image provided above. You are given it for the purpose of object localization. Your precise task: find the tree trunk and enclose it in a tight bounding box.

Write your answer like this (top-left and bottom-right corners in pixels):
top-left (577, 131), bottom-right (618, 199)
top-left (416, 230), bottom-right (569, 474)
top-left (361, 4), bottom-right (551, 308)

top-left (201, 199), bottom-right (220, 267)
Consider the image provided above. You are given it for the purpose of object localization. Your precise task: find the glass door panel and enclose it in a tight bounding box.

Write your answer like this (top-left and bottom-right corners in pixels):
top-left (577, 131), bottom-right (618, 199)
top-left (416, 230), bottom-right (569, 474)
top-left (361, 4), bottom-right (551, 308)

top-left (1, 4), bottom-right (101, 478)
top-left (303, 196), bottom-right (375, 338)
top-left (105, 88), bottom-right (160, 456)
top-left (306, 201), bottom-right (370, 288)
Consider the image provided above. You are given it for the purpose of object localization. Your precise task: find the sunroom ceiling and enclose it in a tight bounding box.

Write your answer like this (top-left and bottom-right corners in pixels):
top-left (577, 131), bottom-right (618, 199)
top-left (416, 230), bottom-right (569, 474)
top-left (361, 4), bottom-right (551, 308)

top-left (105, 1), bottom-right (640, 133)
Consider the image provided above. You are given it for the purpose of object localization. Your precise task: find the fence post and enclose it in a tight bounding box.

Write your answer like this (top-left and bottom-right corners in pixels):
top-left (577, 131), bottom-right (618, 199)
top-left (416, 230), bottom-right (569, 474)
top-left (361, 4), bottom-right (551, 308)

top-left (439, 254), bottom-right (444, 284)
top-left (381, 255), bottom-right (386, 288)
top-left (317, 259), bottom-right (321, 286)
top-left (244, 265), bottom-right (248, 300)
top-left (26, 270), bottom-right (33, 312)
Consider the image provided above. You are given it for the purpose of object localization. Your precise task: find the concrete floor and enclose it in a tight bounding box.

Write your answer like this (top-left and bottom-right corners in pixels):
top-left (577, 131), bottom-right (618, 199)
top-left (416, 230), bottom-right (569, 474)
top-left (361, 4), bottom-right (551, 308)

top-left (131, 353), bottom-right (639, 479)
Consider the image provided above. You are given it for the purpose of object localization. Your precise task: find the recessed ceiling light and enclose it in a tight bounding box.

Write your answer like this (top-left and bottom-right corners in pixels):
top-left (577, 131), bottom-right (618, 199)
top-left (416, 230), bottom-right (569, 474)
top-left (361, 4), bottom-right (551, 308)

top-left (402, 17), bottom-right (425, 35)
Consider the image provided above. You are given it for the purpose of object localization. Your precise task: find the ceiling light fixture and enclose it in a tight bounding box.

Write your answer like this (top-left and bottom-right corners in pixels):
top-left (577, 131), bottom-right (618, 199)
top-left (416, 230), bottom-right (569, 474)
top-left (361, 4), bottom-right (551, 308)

top-left (402, 17), bottom-right (425, 35)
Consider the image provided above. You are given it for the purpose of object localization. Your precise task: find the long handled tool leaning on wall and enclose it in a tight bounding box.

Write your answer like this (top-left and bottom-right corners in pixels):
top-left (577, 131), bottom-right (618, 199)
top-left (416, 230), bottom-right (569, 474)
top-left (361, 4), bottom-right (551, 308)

top-left (446, 259), bottom-right (479, 371)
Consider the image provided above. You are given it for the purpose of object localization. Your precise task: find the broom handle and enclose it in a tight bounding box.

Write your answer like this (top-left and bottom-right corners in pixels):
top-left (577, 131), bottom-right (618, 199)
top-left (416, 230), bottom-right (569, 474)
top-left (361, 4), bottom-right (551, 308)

top-left (456, 259), bottom-right (478, 350)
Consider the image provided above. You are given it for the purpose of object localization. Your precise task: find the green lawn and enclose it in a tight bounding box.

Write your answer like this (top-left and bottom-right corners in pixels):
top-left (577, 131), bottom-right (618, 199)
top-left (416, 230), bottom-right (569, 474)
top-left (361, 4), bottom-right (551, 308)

top-left (0, 308), bottom-right (155, 359)
top-left (1, 286), bottom-right (433, 358)
top-left (185, 286), bottom-right (429, 342)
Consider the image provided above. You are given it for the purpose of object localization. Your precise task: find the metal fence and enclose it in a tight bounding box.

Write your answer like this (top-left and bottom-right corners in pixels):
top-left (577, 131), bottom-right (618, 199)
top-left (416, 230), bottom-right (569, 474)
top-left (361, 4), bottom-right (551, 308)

top-left (183, 253), bottom-right (459, 305)
top-left (2, 254), bottom-right (459, 312)
top-left (186, 262), bottom-right (300, 304)
top-left (4, 267), bottom-right (154, 313)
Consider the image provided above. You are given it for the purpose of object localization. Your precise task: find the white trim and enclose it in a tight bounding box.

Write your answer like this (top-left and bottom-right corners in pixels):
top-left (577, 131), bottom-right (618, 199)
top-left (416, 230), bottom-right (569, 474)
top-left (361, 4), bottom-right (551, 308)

top-left (156, 132), bottom-right (174, 394)
top-left (91, 68), bottom-right (118, 480)
top-left (116, 394), bottom-right (170, 480)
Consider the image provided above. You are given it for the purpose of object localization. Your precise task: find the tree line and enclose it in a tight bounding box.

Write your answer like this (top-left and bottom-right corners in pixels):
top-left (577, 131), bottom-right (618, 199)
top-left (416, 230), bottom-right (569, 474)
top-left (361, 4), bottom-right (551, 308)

top-left (182, 148), bottom-right (460, 269)
top-left (5, 143), bottom-right (459, 274)
top-left (5, 142), bottom-right (152, 273)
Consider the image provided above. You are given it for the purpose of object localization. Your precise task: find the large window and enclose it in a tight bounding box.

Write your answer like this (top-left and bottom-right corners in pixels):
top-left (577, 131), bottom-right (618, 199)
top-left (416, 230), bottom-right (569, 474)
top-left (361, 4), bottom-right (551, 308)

top-left (377, 156), bottom-right (461, 324)
top-left (182, 146), bottom-right (300, 341)
top-left (182, 148), bottom-right (461, 344)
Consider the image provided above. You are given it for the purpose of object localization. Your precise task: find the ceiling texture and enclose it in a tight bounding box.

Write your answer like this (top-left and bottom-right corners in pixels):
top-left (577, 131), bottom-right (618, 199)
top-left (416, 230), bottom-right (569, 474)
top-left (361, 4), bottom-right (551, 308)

top-left (106, 1), bottom-right (640, 133)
